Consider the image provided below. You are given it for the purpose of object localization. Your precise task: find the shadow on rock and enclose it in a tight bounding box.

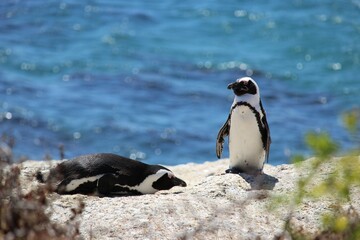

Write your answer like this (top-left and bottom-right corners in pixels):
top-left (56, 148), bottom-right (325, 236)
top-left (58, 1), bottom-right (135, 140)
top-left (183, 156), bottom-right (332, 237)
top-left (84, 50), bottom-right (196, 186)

top-left (239, 173), bottom-right (279, 190)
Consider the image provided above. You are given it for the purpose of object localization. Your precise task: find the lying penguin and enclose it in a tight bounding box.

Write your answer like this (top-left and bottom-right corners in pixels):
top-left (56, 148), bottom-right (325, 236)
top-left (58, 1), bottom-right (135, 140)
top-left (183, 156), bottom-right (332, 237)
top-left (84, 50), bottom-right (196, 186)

top-left (36, 153), bottom-right (187, 195)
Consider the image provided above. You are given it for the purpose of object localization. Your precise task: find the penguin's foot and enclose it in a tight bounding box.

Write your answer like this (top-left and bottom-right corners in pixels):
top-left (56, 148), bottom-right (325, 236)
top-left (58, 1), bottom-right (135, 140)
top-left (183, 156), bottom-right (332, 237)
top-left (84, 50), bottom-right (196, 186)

top-left (225, 167), bottom-right (242, 174)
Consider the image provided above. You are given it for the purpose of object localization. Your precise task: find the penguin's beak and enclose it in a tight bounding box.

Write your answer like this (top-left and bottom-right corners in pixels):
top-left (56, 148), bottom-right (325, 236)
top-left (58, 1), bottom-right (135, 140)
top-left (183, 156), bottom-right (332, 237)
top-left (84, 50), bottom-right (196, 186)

top-left (227, 82), bottom-right (237, 89)
top-left (172, 177), bottom-right (187, 187)
top-left (228, 82), bottom-right (248, 91)
top-left (228, 81), bottom-right (250, 96)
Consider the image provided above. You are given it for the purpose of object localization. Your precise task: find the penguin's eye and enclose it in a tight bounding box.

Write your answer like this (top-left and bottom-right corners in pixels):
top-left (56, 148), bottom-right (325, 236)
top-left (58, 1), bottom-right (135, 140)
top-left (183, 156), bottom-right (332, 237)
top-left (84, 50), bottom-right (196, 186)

top-left (167, 172), bottom-right (175, 178)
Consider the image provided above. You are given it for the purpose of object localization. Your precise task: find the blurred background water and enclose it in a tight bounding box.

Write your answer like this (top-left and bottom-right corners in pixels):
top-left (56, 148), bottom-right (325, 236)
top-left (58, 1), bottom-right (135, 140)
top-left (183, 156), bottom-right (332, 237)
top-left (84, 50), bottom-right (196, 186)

top-left (0, 0), bottom-right (359, 165)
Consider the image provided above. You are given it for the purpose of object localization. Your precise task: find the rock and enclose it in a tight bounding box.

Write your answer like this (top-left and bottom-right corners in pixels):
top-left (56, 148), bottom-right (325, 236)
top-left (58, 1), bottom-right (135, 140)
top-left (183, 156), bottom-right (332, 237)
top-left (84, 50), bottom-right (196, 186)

top-left (16, 157), bottom-right (360, 239)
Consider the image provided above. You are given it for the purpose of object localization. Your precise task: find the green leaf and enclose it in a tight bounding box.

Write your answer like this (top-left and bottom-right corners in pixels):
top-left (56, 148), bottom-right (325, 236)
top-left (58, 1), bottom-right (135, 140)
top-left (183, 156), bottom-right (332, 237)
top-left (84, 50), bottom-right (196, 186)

top-left (305, 132), bottom-right (338, 158)
top-left (342, 109), bottom-right (360, 134)
top-left (291, 155), bottom-right (306, 164)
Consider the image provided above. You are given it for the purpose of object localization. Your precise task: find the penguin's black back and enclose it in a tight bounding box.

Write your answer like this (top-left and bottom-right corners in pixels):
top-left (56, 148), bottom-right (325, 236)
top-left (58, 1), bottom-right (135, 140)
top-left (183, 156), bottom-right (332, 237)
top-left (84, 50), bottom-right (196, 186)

top-left (51, 153), bottom-right (167, 187)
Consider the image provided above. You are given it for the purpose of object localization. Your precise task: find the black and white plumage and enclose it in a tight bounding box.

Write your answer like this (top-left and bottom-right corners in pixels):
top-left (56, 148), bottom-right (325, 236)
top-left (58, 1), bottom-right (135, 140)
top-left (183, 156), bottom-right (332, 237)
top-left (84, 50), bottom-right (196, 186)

top-left (36, 153), bottom-right (187, 195)
top-left (216, 77), bottom-right (271, 175)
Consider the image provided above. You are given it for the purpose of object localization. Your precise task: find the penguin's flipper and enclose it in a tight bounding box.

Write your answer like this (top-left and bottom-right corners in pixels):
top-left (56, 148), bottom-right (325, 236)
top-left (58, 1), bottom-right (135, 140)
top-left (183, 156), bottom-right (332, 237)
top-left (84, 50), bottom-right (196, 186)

top-left (263, 114), bottom-right (271, 162)
top-left (260, 100), bottom-right (271, 162)
top-left (97, 174), bottom-right (117, 195)
top-left (216, 114), bottom-right (231, 159)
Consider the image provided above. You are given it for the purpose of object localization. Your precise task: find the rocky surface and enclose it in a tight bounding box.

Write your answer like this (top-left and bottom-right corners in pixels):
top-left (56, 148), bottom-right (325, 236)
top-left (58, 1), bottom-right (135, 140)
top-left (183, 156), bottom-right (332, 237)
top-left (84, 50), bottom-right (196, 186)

top-left (17, 157), bottom-right (360, 239)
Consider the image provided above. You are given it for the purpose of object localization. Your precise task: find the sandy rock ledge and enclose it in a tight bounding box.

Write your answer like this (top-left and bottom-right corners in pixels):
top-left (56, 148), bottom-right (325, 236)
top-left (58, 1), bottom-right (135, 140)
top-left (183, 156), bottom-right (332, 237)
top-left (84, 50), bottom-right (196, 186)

top-left (18, 158), bottom-right (360, 240)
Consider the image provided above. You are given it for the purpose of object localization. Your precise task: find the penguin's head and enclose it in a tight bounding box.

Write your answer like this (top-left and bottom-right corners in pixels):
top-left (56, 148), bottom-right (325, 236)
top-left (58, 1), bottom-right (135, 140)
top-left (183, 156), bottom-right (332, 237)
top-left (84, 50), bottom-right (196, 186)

top-left (151, 166), bottom-right (187, 191)
top-left (227, 77), bottom-right (258, 96)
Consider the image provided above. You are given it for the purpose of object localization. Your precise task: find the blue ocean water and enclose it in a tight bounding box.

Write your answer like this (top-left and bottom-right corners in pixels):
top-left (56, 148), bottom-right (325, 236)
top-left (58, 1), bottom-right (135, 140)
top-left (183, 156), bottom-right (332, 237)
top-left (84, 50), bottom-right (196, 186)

top-left (0, 1), bottom-right (359, 165)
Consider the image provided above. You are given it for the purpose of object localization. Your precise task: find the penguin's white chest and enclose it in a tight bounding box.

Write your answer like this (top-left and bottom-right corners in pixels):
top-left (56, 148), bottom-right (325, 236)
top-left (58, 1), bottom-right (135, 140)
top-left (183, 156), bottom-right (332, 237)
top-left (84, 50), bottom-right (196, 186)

top-left (229, 105), bottom-right (265, 171)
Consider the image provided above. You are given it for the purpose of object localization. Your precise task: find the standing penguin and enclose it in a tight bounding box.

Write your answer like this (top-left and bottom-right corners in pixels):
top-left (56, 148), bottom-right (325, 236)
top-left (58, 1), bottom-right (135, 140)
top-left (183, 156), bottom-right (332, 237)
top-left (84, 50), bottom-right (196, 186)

top-left (216, 77), bottom-right (271, 175)
top-left (36, 153), bottom-right (187, 195)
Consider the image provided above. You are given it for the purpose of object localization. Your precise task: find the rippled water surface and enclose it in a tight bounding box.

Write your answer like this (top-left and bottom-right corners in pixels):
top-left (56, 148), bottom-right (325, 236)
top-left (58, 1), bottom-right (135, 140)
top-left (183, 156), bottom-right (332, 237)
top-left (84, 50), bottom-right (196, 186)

top-left (0, 1), bottom-right (359, 164)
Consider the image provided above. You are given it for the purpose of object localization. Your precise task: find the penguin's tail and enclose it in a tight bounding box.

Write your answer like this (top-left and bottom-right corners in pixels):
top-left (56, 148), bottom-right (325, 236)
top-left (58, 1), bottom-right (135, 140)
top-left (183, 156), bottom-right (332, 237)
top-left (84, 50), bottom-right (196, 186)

top-left (36, 169), bottom-right (50, 183)
top-left (36, 171), bottom-right (44, 182)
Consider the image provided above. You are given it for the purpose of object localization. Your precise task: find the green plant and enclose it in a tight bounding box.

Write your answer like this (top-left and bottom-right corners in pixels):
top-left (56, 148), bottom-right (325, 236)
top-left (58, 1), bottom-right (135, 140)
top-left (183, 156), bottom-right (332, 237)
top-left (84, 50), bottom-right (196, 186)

top-left (276, 109), bottom-right (360, 239)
